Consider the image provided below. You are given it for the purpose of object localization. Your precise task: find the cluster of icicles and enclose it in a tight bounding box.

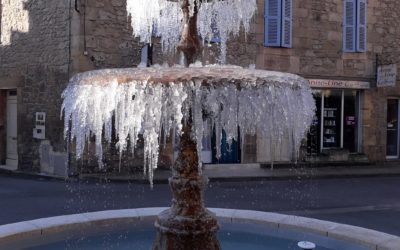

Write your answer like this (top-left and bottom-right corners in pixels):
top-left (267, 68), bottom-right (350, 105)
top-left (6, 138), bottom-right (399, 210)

top-left (62, 65), bottom-right (315, 186)
top-left (127, 0), bottom-right (257, 63)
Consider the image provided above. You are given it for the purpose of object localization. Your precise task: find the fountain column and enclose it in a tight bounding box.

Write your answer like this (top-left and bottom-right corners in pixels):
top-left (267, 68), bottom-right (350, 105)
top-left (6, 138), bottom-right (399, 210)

top-left (153, 1), bottom-right (220, 249)
top-left (153, 111), bottom-right (220, 250)
top-left (177, 0), bottom-right (202, 66)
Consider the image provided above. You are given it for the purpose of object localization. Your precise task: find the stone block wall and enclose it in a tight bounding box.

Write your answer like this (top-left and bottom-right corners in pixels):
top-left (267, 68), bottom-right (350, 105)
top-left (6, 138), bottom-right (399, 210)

top-left (247, 0), bottom-right (375, 79)
top-left (67, 0), bottom-right (400, 164)
top-left (73, 0), bottom-right (142, 72)
top-left (248, 0), bottom-right (400, 162)
top-left (361, 0), bottom-right (400, 162)
top-left (2, 0), bottom-right (400, 171)
top-left (0, 0), bottom-right (70, 170)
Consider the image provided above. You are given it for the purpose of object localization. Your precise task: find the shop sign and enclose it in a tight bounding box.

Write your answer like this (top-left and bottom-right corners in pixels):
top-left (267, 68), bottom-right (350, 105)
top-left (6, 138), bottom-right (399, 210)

top-left (308, 79), bottom-right (370, 89)
top-left (377, 64), bottom-right (397, 87)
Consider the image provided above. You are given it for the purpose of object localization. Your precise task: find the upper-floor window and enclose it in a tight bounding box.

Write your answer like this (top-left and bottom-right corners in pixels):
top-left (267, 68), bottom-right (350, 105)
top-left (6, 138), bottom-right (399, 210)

top-left (264, 0), bottom-right (292, 48)
top-left (343, 0), bottom-right (367, 52)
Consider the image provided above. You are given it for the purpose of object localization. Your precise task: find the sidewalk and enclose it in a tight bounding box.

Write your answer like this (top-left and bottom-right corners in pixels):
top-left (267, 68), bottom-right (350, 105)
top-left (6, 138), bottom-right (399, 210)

top-left (1, 162), bottom-right (400, 183)
top-left (77, 163), bottom-right (400, 183)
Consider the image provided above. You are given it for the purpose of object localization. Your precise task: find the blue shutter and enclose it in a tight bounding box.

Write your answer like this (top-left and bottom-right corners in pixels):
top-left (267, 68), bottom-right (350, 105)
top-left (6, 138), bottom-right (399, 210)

top-left (357, 0), bottom-right (367, 52)
top-left (264, 0), bottom-right (281, 47)
top-left (343, 0), bottom-right (356, 52)
top-left (281, 0), bottom-right (292, 48)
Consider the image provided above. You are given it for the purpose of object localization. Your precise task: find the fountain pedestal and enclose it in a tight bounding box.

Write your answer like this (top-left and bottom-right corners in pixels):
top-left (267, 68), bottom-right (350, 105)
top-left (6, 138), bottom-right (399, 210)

top-left (153, 114), bottom-right (221, 250)
top-left (153, 1), bottom-right (220, 249)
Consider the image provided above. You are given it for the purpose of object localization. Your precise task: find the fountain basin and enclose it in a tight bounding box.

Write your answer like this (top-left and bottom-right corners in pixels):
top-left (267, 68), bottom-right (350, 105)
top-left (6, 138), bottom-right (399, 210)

top-left (0, 208), bottom-right (398, 250)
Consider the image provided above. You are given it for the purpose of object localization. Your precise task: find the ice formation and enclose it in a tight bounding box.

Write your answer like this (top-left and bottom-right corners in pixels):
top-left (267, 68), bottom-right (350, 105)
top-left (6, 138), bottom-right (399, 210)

top-left (62, 65), bottom-right (315, 185)
top-left (126, 0), bottom-right (257, 63)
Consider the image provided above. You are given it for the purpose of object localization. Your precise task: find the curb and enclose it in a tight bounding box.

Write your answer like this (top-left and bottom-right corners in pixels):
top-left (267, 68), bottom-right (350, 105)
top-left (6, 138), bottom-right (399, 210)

top-left (0, 208), bottom-right (399, 250)
top-left (2, 166), bottom-right (400, 184)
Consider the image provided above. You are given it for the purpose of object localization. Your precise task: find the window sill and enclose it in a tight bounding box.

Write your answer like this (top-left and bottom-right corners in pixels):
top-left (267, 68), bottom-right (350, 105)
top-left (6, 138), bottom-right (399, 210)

top-left (342, 52), bottom-right (368, 60)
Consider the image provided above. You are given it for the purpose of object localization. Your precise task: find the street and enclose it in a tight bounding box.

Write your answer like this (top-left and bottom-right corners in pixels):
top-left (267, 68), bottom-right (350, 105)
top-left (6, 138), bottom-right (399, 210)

top-left (0, 174), bottom-right (399, 236)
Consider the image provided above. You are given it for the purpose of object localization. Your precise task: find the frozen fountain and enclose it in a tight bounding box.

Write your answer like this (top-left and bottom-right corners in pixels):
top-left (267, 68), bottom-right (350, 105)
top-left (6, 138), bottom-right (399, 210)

top-left (61, 0), bottom-right (313, 249)
top-left (1, 1), bottom-right (399, 249)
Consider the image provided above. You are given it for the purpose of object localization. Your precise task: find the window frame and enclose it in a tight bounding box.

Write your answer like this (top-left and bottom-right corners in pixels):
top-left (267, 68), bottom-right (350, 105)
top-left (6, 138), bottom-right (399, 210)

top-left (343, 0), bottom-right (367, 53)
top-left (264, 0), bottom-right (292, 48)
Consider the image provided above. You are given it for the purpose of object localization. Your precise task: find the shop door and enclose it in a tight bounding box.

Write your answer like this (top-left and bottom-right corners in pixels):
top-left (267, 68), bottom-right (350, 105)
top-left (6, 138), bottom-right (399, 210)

top-left (6, 90), bottom-right (18, 168)
top-left (343, 91), bottom-right (359, 152)
top-left (387, 99), bottom-right (399, 158)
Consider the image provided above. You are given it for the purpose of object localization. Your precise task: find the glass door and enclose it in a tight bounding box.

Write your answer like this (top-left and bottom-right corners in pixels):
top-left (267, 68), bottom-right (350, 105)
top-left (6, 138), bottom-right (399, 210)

top-left (343, 90), bottom-right (358, 152)
top-left (387, 99), bottom-right (399, 158)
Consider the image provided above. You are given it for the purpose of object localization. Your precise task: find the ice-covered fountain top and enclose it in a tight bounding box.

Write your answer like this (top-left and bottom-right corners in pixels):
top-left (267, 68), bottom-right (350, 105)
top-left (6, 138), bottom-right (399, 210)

top-left (127, 0), bottom-right (257, 63)
top-left (62, 64), bottom-right (315, 185)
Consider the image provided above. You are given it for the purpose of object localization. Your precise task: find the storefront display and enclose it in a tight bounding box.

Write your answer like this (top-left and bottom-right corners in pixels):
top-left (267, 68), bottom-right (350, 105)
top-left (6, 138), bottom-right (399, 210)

top-left (307, 89), bottom-right (361, 155)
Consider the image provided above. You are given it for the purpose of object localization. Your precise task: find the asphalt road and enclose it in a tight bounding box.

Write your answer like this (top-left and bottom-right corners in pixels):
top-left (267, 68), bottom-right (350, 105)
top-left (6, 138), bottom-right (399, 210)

top-left (0, 174), bottom-right (399, 236)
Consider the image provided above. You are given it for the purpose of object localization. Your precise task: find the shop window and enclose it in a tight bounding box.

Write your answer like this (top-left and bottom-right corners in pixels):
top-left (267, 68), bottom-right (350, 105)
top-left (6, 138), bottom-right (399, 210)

top-left (323, 90), bottom-right (342, 148)
top-left (264, 0), bottom-right (292, 48)
top-left (343, 0), bottom-right (367, 52)
top-left (307, 89), bottom-right (361, 155)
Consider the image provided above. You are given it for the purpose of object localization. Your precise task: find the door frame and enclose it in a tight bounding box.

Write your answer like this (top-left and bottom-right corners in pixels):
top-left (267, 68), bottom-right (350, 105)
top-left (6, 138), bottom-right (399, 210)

top-left (319, 89), bottom-right (362, 153)
top-left (386, 98), bottom-right (400, 159)
top-left (5, 89), bottom-right (18, 168)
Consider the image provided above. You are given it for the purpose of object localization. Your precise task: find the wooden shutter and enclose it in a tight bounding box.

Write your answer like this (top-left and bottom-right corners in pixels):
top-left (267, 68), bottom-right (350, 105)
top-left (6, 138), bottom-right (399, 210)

top-left (265, 0), bottom-right (281, 47)
top-left (281, 0), bottom-right (292, 48)
top-left (343, 0), bottom-right (356, 52)
top-left (357, 0), bottom-right (367, 52)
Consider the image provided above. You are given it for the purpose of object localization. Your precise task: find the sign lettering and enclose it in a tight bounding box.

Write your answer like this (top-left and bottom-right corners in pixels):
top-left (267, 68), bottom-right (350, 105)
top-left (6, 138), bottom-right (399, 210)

top-left (377, 64), bottom-right (397, 87)
top-left (308, 79), bottom-right (370, 89)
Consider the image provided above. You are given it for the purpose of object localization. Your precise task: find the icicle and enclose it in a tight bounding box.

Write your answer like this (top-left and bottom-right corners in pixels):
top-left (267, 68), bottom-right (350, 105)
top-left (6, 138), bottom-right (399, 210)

top-left (126, 0), bottom-right (257, 63)
top-left (62, 66), bottom-right (315, 185)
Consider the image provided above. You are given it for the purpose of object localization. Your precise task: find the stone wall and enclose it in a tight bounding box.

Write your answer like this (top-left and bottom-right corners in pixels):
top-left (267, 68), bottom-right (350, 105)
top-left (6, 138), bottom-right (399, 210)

top-left (2, 0), bottom-right (400, 172)
top-left (0, 0), bottom-right (70, 170)
top-left (247, 0), bottom-right (400, 162)
top-left (74, 0), bottom-right (141, 72)
top-left (250, 0), bottom-right (376, 79)
top-left (362, 0), bottom-right (400, 162)
top-left (64, 0), bottom-right (400, 165)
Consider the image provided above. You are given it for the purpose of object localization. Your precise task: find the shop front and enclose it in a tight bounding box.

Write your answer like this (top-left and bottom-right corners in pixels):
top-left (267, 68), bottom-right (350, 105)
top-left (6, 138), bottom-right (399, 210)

top-left (387, 98), bottom-right (400, 159)
top-left (306, 79), bottom-right (370, 162)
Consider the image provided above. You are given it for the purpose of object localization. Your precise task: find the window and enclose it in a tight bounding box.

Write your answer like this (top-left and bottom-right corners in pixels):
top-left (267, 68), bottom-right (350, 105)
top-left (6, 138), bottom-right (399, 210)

top-left (264, 0), bottom-right (292, 48)
top-left (307, 89), bottom-right (362, 154)
top-left (343, 0), bottom-right (367, 52)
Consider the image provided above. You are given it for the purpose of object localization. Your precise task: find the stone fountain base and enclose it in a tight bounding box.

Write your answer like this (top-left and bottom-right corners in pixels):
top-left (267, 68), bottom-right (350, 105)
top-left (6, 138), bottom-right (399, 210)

top-left (153, 208), bottom-right (220, 250)
top-left (1, 208), bottom-right (398, 250)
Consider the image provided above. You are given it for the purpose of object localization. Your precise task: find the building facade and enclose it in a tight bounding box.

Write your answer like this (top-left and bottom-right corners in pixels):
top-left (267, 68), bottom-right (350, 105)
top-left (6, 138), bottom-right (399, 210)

top-left (0, 0), bottom-right (399, 176)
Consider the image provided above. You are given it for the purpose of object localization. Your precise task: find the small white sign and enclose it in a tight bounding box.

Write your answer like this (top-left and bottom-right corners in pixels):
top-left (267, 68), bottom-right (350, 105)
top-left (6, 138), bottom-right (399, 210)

top-left (33, 112), bottom-right (46, 139)
top-left (377, 64), bottom-right (397, 87)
